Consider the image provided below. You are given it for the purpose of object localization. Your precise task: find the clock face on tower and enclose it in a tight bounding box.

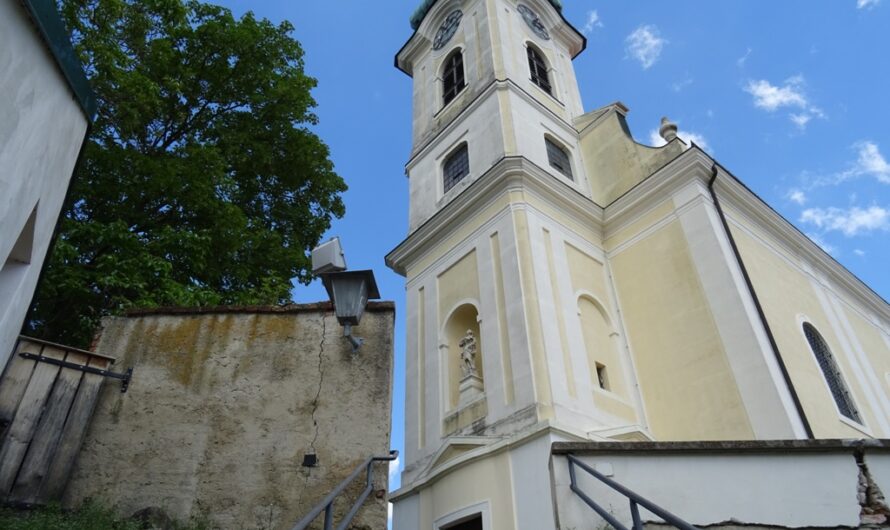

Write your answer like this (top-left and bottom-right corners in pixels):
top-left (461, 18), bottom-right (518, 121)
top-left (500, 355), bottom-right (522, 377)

top-left (517, 4), bottom-right (550, 40)
top-left (433, 10), bottom-right (463, 50)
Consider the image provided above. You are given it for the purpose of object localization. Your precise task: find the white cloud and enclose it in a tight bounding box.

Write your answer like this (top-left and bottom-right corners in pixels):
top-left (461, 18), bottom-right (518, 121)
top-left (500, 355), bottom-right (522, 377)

top-left (858, 0), bottom-right (881, 9)
top-left (737, 47), bottom-right (752, 67)
top-left (744, 76), bottom-right (825, 130)
top-left (799, 141), bottom-right (890, 188)
top-left (582, 10), bottom-right (603, 34)
top-left (388, 503), bottom-right (393, 529)
top-left (745, 77), bottom-right (808, 111)
top-left (787, 189), bottom-right (807, 205)
top-left (805, 232), bottom-right (837, 255)
top-left (649, 129), bottom-right (712, 153)
top-left (854, 141), bottom-right (890, 183)
top-left (790, 113), bottom-right (812, 130)
top-left (626, 25), bottom-right (667, 69)
top-left (801, 205), bottom-right (890, 236)
top-left (388, 455), bottom-right (401, 483)
top-left (854, 249), bottom-right (867, 257)
top-left (671, 76), bottom-right (693, 92)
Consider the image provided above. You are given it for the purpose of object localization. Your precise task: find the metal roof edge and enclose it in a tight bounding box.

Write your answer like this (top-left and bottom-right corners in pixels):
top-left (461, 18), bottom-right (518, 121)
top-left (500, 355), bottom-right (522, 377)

top-left (20, 0), bottom-right (96, 122)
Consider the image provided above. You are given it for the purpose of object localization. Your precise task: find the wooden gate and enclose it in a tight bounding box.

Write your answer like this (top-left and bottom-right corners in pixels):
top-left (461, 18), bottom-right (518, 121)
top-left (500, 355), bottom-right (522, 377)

top-left (0, 336), bottom-right (120, 506)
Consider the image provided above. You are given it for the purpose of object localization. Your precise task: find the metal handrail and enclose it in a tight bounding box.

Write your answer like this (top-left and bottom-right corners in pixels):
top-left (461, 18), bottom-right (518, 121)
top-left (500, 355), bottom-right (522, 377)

top-left (566, 453), bottom-right (700, 530)
top-left (291, 450), bottom-right (398, 530)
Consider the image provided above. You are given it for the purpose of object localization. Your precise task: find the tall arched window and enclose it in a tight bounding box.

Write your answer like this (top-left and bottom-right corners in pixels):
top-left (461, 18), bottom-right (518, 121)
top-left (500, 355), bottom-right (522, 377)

top-left (442, 50), bottom-right (466, 106)
top-left (803, 323), bottom-right (862, 423)
top-left (527, 45), bottom-right (551, 94)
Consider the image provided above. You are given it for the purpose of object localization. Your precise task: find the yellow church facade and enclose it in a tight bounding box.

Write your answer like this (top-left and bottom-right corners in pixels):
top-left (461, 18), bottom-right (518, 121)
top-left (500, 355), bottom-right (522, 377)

top-left (386, 1), bottom-right (890, 528)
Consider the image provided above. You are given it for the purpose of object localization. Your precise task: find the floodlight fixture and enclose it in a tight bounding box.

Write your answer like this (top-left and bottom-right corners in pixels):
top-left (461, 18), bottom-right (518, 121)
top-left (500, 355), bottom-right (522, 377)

top-left (311, 238), bottom-right (380, 351)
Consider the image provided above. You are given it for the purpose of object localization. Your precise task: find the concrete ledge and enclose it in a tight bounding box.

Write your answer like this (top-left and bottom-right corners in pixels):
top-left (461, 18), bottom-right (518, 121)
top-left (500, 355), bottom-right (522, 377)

top-left (552, 438), bottom-right (890, 455)
top-left (123, 301), bottom-right (395, 317)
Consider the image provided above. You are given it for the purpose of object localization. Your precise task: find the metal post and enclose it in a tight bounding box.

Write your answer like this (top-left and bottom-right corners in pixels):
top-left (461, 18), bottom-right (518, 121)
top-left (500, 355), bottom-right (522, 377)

top-left (323, 504), bottom-right (333, 530)
top-left (630, 500), bottom-right (643, 530)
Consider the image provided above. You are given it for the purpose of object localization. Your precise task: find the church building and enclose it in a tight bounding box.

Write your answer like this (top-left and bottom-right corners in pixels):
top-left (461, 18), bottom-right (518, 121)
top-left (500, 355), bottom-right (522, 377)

top-left (385, 1), bottom-right (890, 528)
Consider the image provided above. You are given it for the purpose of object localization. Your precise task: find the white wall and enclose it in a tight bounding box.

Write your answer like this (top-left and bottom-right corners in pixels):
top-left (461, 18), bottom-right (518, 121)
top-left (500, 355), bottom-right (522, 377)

top-left (0, 1), bottom-right (89, 368)
top-left (553, 449), bottom-right (864, 529)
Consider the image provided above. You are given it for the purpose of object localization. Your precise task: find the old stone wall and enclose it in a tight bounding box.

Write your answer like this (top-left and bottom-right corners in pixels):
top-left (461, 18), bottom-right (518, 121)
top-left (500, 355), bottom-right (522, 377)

top-left (64, 303), bottom-right (394, 530)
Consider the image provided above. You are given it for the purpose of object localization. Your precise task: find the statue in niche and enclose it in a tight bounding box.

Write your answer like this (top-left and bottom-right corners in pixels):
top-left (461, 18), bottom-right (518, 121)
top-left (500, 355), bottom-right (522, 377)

top-left (459, 329), bottom-right (478, 378)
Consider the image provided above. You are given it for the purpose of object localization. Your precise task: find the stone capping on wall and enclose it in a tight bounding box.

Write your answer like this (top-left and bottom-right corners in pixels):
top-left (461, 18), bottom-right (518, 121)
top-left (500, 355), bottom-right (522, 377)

top-left (552, 439), bottom-right (890, 455)
top-left (122, 301), bottom-right (395, 317)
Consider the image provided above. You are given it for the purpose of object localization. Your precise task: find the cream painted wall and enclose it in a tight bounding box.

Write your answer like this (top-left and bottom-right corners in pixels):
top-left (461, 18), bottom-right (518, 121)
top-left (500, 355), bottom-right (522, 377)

top-left (610, 220), bottom-right (755, 440)
top-left (728, 214), bottom-right (890, 438)
top-left (0, 1), bottom-right (89, 370)
top-left (393, 430), bottom-right (564, 530)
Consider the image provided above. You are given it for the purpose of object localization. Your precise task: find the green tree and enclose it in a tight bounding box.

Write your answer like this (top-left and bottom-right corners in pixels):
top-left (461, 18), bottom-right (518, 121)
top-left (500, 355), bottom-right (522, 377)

top-left (28, 0), bottom-right (346, 347)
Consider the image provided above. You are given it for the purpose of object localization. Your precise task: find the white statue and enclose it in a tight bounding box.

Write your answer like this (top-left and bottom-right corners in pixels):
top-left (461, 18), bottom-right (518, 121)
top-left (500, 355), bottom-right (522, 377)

top-left (459, 329), bottom-right (478, 378)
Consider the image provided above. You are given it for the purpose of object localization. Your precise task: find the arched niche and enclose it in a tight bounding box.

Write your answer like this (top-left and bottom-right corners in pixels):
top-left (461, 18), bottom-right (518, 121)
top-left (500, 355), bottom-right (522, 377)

top-left (441, 302), bottom-right (483, 410)
top-left (577, 294), bottom-right (624, 397)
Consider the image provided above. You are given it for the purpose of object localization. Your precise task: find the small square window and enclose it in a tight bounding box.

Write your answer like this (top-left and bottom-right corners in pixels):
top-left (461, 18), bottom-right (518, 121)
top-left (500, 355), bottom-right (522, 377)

top-left (595, 362), bottom-right (610, 391)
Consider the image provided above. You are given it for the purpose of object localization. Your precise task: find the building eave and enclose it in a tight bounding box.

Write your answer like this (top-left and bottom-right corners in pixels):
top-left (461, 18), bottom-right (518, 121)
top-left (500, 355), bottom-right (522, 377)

top-left (711, 159), bottom-right (890, 324)
top-left (19, 0), bottom-right (96, 122)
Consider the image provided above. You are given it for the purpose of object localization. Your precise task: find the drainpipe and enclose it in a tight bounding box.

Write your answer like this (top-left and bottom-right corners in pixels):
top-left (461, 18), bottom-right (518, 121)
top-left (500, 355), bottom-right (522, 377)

top-left (707, 164), bottom-right (815, 439)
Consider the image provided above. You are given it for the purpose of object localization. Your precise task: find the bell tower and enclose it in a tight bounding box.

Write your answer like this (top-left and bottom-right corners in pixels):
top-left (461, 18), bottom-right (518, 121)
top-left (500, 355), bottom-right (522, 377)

top-left (387, 1), bottom-right (654, 528)
top-left (396, 0), bottom-right (586, 232)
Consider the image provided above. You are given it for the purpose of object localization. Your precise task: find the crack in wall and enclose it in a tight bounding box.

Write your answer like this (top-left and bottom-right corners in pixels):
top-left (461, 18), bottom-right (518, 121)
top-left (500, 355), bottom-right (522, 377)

top-left (856, 450), bottom-right (890, 526)
top-left (309, 313), bottom-right (327, 454)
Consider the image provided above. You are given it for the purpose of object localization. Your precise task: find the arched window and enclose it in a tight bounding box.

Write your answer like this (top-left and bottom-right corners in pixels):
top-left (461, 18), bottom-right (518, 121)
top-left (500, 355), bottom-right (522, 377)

top-left (803, 323), bottom-right (862, 423)
top-left (545, 137), bottom-right (573, 180)
top-left (443, 143), bottom-right (469, 193)
top-left (527, 45), bottom-right (551, 94)
top-left (442, 50), bottom-right (466, 106)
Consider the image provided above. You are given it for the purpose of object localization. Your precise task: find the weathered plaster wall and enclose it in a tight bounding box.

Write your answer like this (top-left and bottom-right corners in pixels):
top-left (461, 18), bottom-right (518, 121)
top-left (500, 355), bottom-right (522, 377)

top-left (64, 304), bottom-right (394, 530)
top-left (0, 0), bottom-right (89, 372)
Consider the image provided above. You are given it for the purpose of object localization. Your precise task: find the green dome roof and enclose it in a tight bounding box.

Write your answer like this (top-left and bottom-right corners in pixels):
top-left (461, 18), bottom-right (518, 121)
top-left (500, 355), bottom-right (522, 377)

top-left (410, 0), bottom-right (563, 30)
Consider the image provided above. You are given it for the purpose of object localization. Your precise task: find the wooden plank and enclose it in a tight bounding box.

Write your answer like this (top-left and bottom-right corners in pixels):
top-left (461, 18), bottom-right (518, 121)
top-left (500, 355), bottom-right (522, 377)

top-left (0, 340), bottom-right (40, 441)
top-left (0, 346), bottom-right (65, 498)
top-left (40, 356), bottom-right (111, 502)
top-left (9, 352), bottom-right (88, 505)
top-left (17, 335), bottom-right (117, 362)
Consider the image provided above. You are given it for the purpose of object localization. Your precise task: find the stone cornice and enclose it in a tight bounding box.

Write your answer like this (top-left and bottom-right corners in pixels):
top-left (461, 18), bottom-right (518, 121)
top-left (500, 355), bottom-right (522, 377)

top-left (552, 438), bottom-right (890, 455)
top-left (386, 156), bottom-right (604, 276)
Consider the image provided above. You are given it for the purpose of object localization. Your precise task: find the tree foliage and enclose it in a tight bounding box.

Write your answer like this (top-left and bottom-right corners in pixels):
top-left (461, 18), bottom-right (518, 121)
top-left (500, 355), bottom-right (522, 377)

top-left (29, 0), bottom-right (346, 347)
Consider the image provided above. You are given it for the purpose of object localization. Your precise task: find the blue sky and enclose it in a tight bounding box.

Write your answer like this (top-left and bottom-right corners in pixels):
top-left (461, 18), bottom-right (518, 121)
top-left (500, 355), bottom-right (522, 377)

top-left (212, 0), bottom-right (890, 499)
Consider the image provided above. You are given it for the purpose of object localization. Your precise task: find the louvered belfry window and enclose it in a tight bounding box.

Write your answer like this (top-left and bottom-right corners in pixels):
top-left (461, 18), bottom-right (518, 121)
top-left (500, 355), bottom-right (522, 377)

top-left (803, 323), bottom-right (862, 423)
top-left (442, 50), bottom-right (466, 106)
top-left (443, 144), bottom-right (469, 193)
top-left (545, 138), bottom-right (573, 179)
top-left (527, 46), bottom-right (551, 94)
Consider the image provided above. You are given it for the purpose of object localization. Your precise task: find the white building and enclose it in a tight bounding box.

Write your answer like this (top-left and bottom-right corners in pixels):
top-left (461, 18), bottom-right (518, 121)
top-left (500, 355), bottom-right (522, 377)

top-left (0, 1), bottom-right (94, 369)
top-left (386, 1), bottom-right (890, 528)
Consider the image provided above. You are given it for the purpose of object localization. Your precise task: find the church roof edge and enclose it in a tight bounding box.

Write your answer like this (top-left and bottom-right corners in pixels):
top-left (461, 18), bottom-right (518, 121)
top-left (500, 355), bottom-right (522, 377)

top-left (410, 0), bottom-right (563, 30)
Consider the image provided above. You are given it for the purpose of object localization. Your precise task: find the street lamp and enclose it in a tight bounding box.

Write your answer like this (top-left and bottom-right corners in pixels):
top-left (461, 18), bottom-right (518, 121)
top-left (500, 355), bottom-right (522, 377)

top-left (311, 237), bottom-right (380, 351)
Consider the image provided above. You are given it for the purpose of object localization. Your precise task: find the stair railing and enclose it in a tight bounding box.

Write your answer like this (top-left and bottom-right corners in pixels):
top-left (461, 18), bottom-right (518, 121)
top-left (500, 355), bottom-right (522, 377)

top-left (291, 450), bottom-right (398, 530)
top-left (566, 453), bottom-right (700, 530)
